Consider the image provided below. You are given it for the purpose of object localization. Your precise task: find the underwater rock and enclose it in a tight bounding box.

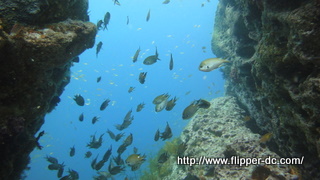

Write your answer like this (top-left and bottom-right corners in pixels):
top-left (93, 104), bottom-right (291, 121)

top-left (0, 0), bottom-right (96, 179)
top-left (160, 97), bottom-right (298, 180)
top-left (212, 0), bottom-right (320, 178)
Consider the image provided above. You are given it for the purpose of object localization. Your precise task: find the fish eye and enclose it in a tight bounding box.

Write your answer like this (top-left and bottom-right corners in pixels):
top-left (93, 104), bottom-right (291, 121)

top-left (206, 66), bottom-right (209, 69)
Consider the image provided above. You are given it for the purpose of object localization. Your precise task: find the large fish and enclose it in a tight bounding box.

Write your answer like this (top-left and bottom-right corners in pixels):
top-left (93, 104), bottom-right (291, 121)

top-left (199, 58), bottom-right (230, 72)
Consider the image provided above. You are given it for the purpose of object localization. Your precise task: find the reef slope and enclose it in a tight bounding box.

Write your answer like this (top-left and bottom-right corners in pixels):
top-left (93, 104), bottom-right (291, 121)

top-left (0, 0), bottom-right (96, 179)
top-left (212, 0), bottom-right (320, 178)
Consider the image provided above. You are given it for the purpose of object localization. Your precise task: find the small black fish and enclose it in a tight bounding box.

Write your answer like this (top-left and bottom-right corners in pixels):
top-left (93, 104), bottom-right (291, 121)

top-left (104, 12), bottom-right (111, 30)
top-left (117, 144), bottom-right (127, 155)
top-left (123, 133), bottom-right (133, 146)
top-left (146, 9), bottom-right (151, 22)
top-left (73, 94), bottom-right (85, 106)
top-left (92, 116), bottom-right (100, 124)
top-left (96, 41), bottom-right (103, 57)
top-left (103, 145), bottom-right (112, 162)
top-left (132, 46), bottom-right (140, 63)
top-left (139, 72), bottom-right (147, 84)
top-left (85, 151), bottom-right (92, 158)
top-left (136, 102), bottom-right (145, 112)
top-left (127, 16), bottom-right (129, 25)
top-left (91, 155), bottom-right (99, 169)
top-left (128, 86), bottom-right (135, 93)
top-left (154, 129), bottom-right (160, 141)
top-left (95, 159), bottom-right (106, 171)
top-left (97, 20), bottom-right (103, 30)
top-left (158, 152), bottom-right (169, 163)
top-left (165, 97), bottom-right (178, 111)
top-left (100, 99), bottom-right (110, 111)
top-left (160, 122), bottom-right (172, 141)
top-left (133, 147), bottom-right (138, 154)
top-left (113, 154), bottom-right (124, 165)
top-left (68, 169), bottom-right (79, 180)
top-left (169, 53), bottom-right (174, 70)
top-left (79, 113), bottom-right (84, 122)
top-left (57, 167), bottom-right (64, 178)
top-left (107, 129), bottom-right (116, 140)
top-left (108, 162), bottom-right (124, 175)
top-left (69, 146), bottom-right (75, 157)
top-left (72, 56), bottom-right (80, 63)
top-left (45, 155), bottom-right (58, 164)
top-left (97, 76), bottom-right (102, 83)
top-left (48, 163), bottom-right (64, 170)
top-left (115, 133), bottom-right (124, 141)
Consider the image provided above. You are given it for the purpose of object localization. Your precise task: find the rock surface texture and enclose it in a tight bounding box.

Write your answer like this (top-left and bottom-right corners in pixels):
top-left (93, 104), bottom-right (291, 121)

top-left (212, 0), bottom-right (320, 178)
top-left (164, 97), bottom-right (298, 180)
top-left (0, 0), bottom-right (96, 179)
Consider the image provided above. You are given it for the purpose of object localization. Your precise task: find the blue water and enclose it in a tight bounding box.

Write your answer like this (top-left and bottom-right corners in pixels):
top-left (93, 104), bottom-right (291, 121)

top-left (26, 0), bottom-right (221, 179)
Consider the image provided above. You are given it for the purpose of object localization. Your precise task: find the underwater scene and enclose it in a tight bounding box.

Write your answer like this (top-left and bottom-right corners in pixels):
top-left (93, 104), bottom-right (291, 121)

top-left (26, 0), bottom-right (224, 179)
top-left (1, 0), bottom-right (320, 179)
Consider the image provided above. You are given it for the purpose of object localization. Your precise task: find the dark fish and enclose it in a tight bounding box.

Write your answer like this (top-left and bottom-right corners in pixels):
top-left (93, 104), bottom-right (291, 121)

top-left (45, 155), bottom-right (58, 164)
top-left (87, 133), bottom-right (104, 149)
top-left (182, 102), bottom-right (200, 120)
top-left (113, 154), bottom-right (124, 165)
top-left (97, 76), bottom-right (102, 83)
top-left (158, 152), bottom-right (169, 163)
top-left (169, 53), bottom-right (174, 70)
top-left (69, 146), bottom-right (75, 157)
top-left (136, 102), bottom-right (145, 112)
top-left (79, 113), bottom-right (84, 122)
top-left (132, 46), bottom-right (140, 63)
top-left (96, 41), bottom-right (103, 57)
top-left (139, 72), bottom-right (147, 84)
top-left (72, 56), bottom-right (80, 63)
top-left (114, 0), bottom-right (121, 6)
top-left (103, 145), bottom-right (112, 162)
top-left (154, 129), bottom-right (160, 141)
top-left (133, 147), bottom-right (138, 154)
top-left (48, 163), bottom-right (64, 170)
top-left (100, 99), bottom-right (110, 111)
top-left (160, 122), bottom-right (172, 141)
top-left (95, 159), bottom-right (106, 170)
top-left (128, 86), bottom-right (135, 93)
top-left (92, 116), bottom-right (100, 124)
top-left (126, 16), bottom-right (129, 25)
top-left (104, 12), bottom-right (111, 30)
top-left (117, 144), bottom-right (127, 155)
top-left (165, 97), bottom-right (178, 111)
top-left (91, 155), bottom-right (99, 169)
top-left (143, 47), bottom-right (160, 65)
top-left (73, 94), bottom-right (85, 106)
top-left (162, 0), bottom-right (170, 4)
top-left (123, 133), bottom-right (133, 146)
top-left (146, 9), bottom-right (151, 22)
top-left (68, 169), bottom-right (79, 180)
top-left (196, 99), bottom-right (211, 109)
top-left (108, 161), bottom-right (124, 175)
top-left (85, 151), bottom-right (92, 158)
top-left (107, 129), bottom-right (116, 140)
top-left (97, 20), bottom-right (103, 30)
top-left (115, 132), bottom-right (124, 141)
top-left (57, 167), bottom-right (64, 178)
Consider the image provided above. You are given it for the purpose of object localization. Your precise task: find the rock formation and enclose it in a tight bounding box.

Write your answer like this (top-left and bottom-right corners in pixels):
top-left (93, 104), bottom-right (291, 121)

top-left (0, 0), bottom-right (96, 179)
top-left (212, 0), bottom-right (320, 178)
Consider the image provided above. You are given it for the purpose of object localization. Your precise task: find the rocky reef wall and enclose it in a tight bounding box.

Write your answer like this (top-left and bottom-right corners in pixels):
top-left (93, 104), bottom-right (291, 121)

top-left (0, 0), bottom-right (96, 179)
top-left (212, 0), bottom-right (320, 178)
